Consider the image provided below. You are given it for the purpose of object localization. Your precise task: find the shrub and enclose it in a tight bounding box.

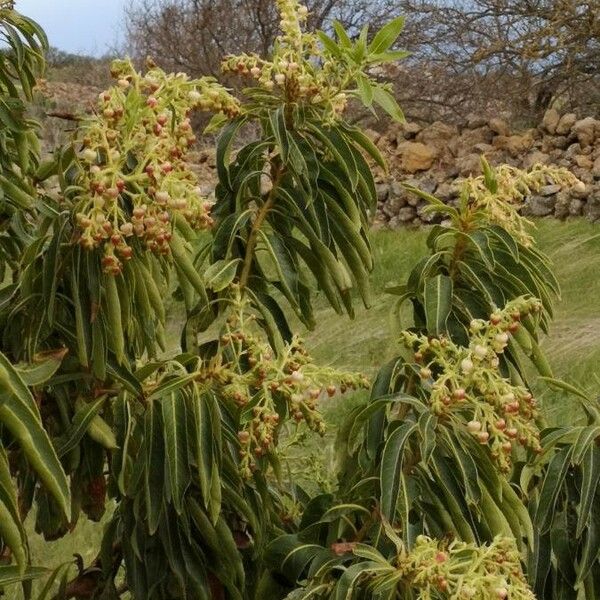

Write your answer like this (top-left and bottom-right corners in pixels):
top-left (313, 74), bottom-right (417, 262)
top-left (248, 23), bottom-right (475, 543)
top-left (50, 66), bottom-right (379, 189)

top-left (0, 1), bottom-right (598, 599)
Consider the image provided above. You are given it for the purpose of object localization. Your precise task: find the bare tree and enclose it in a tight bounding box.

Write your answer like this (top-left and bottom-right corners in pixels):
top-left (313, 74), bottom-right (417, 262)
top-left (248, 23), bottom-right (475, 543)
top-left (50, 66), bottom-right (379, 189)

top-left (400, 0), bottom-right (600, 119)
top-left (125, 0), bottom-right (400, 79)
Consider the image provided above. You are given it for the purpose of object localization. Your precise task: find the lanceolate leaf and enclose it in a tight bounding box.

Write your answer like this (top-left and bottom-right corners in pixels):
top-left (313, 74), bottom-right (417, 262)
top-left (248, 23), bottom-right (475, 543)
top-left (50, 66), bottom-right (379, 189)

top-left (380, 421), bottom-right (417, 520)
top-left (161, 391), bottom-right (190, 514)
top-left (424, 274), bottom-right (452, 335)
top-left (0, 352), bottom-right (70, 520)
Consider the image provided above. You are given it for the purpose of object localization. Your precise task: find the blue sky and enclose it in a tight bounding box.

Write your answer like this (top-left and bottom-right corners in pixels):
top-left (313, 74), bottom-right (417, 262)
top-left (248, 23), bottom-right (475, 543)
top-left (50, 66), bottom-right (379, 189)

top-left (17, 0), bottom-right (126, 56)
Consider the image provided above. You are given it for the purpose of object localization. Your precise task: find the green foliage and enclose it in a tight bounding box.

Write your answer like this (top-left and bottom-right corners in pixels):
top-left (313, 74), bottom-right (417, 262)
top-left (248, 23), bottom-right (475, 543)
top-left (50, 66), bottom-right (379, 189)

top-left (0, 2), bottom-right (598, 599)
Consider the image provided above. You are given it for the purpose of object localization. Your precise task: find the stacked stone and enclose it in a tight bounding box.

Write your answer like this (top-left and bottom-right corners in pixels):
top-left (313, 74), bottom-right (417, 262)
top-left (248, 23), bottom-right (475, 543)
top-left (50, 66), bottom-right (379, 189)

top-left (371, 110), bottom-right (600, 227)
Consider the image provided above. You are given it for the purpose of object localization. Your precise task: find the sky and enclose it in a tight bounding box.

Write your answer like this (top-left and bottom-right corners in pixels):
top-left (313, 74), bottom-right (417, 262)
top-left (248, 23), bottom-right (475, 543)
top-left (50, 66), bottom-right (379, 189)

top-left (17, 0), bottom-right (126, 56)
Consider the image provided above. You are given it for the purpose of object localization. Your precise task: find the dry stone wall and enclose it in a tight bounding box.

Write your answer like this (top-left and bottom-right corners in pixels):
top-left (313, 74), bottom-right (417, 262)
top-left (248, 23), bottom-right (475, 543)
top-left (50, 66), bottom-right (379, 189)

top-left (369, 110), bottom-right (600, 227)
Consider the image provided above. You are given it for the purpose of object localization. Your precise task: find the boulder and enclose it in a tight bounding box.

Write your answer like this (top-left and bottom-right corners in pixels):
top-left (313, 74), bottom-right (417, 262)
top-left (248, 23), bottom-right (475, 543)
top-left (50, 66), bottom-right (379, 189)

top-left (466, 114), bottom-right (488, 129)
top-left (555, 113), bottom-right (577, 135)
top-left (592, 156), bottom-right (600, 178)
top-left (574, 155), bottom-right (593, 170)
top-left (569, 198), bottom-right (585, 216)
top-left (527, 195), bottom-right (556, 217)
top-left (573, 117), bottom-right (599, 147)
top-left (397, 206), bottom-right (417, 222)
top-left (456, 126), bottom-right (494, 154)
top-left (492, 133), bottom-right (534, 157)
top-left (398, 142), bottom-right (437, 173)
top-left (456, 153), bottom-right (482, 177)
top-left (542, 109), bottom-right (560, 134)
top-left (416, 121), bottom-right (459, 150)
top-left (488, 117), bottom-right (510, 136)
top-left (554, 190), bottom-right (570, 219)
top-left (583, 192), bottom-right (600, 221)
top-left (539, 184), bottom-right (561, 196)
top-left (523, 151), bottom-right (550, 169)
top-left (376, 183), bottom-right (390, 202)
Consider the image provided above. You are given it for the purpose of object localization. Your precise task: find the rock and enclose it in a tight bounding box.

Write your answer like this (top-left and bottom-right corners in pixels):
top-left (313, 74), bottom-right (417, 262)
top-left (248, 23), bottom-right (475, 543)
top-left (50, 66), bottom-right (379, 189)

top-left (397, 206), bottom-right (417, 222)
top-left (574, 155), bottom-right (593, 169)
top-left (488, 117), bottom-right (510, 136)
top-left (416, 121), bottom-right (459, 150)
top-left (555, 113), bottom-right (577, 135)
top-left (474, 143), bottom-right (494, 154)
top-left (435, 181), bottom-right (457, 201)
top-left (385, 191), bottom-right (408, 214)
top-left (492, 133), bottom-right (534, 157)
top-left (573, 117), bottom-right (599, 147)
top-left (456, 126), bottom-right (494, 154)
top-left (523, 151), bottom-right (550, 169)
top-left (376, 183), bottom-right (390, 202)
top-left (390, 180), bottom-right (405, 197)
top-left (583, 192), bottom-right (600, 221)
top-left (592, 156), bottom-right (600, 178)
top-left (569, 198), bottom-right (584, 216)
top-left (527, 195), bottom-right (556, 216)
top-left (456, 153), bottom-right (482, 177)
top-left (398, 121), bottom-right (422, 140)
top-left (554, 190), bottom-right (570, 218)
top-left (398, 142), bottom-right (437, 172)
top-left (564, 143), bottom-right (582, 160)
top-left (466, 114), bottom-right (488, 129)
top-left (543, 136), bottom-right (570, 152)
top-left (539, 184), bottom-right (562, 196)
top-left (542, 109), bottom-right (560, 134)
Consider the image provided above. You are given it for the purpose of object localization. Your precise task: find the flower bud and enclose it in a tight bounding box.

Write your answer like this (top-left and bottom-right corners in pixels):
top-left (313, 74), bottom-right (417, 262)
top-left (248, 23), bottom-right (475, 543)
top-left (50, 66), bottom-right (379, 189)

top-left (461, 358), bottom-right (474, 374)
top-left (477, 431), bottom-right (490, 444)
top-left (467, 420), bottom-right (482, 433)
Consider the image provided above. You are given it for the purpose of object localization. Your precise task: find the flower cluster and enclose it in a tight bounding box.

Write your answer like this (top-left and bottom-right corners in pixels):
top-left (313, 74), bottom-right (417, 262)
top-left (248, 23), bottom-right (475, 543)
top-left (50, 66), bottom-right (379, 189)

top-left (222, 0), bottom-right (356, 119)
top-left (194, 294), bottom-right (369, 478)
top-left (460, 164), bottom-right (583, 246)
top-left (401, 297), bottom-right (543, 472)
top-left (73, 59), bottom-right (239, 273)
top-left (396, 535), bottom-right (535, 599)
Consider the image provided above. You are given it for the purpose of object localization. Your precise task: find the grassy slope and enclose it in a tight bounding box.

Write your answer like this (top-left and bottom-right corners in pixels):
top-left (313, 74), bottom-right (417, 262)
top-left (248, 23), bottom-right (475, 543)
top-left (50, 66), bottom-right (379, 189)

top-left (305, 219), bottom-right (600, 430)
top-left (13, 219), bottom-right (600, 597)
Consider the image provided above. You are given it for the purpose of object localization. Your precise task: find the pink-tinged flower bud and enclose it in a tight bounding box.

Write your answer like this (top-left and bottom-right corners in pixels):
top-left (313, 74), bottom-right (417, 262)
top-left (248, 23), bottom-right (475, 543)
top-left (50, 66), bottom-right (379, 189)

top-left (117, 78), bottom-right (129, 89)
top-left (477, 431), bottom-right (490, 444)
top-left (274, 73), bottom-right (286, 85)
top-left (120, 222), bottom-right (134, 236)
top-left (156, 191), bottom-right (170, 204)
top-left (146, 96), bottom-right (158, 108)
top-left (250, 66), bottom-right (261, 77)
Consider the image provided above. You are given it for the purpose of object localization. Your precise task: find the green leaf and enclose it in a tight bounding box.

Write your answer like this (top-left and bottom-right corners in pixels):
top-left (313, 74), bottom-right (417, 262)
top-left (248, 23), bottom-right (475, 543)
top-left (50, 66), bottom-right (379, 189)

top-left (14, 348), bottom-right (67, 386)
top-left (372, 86), bottom-right (405, 122)
top-left (380, 421), bottom-right (417, 520)
top-left (576, 446), bottom-right (600, 539)
top-left (332, 21), bottom-right (352, 48)
top-left (161, 391), bottom-right (190, 514)
top-left (369, 16), bottom-right (405, 54)
top-left (204, 258), bottom-right (241, 292)
top-left (0, 353), bottom-right (70, 520)
top-left (56, 396), bottom-right (108, 457)
top-left (424, 274), bottom-right (452, 335)
top-left (0, 446), bottom-right (26, 572)
top-left (534, 445), bottom-right (572, 533)
top-left (355, 74), bottom-right (373, 107)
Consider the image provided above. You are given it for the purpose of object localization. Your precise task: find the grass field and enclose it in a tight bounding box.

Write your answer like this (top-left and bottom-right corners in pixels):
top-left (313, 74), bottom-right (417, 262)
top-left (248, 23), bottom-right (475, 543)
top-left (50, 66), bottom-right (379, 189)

top-left (11, 218), bottom-right (600, 598)
top-left (305, 219), bottom-right (600, 424)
